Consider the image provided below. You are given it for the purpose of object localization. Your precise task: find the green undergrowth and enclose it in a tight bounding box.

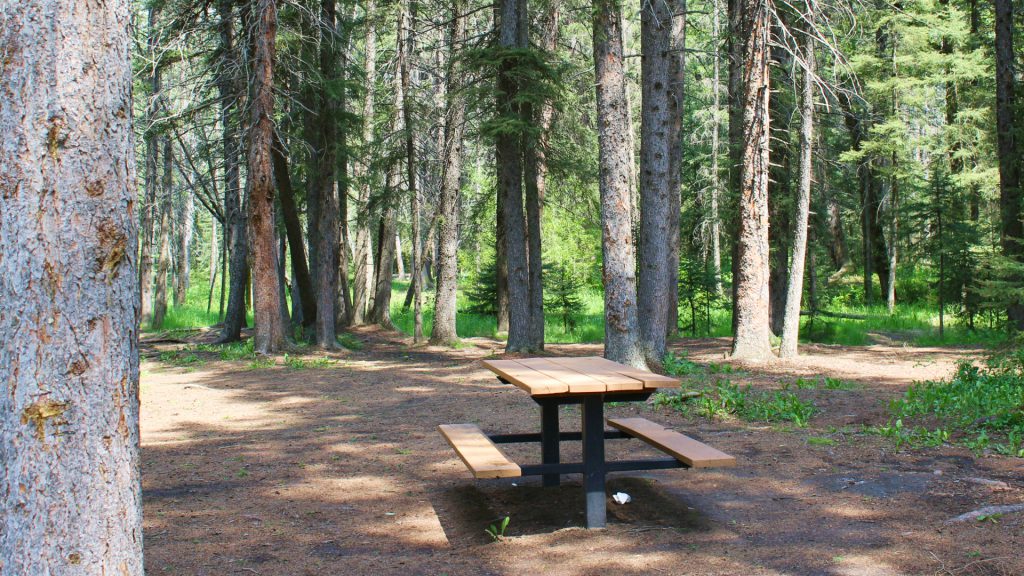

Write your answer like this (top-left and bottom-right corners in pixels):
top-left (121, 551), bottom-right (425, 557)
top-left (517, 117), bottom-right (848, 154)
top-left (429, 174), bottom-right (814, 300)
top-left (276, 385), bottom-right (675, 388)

top-left (148, 275), bottom-right (1005, 349)
top-left (653, 379), bottom-right (819, 427)
top-left (654, 352), bottom-right (817, 427)
top-left (871, 350), bottom-right (1024, 456)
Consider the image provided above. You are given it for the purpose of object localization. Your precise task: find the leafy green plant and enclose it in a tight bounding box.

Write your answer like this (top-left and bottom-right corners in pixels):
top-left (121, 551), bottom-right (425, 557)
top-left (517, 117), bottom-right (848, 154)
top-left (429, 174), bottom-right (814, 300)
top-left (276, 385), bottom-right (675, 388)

top-left (876, 353), bottom-right (1024, 455)
top-left (485, 516), bottom-right (510, 542)
top-left (656, 379), bottom-right (818, 427)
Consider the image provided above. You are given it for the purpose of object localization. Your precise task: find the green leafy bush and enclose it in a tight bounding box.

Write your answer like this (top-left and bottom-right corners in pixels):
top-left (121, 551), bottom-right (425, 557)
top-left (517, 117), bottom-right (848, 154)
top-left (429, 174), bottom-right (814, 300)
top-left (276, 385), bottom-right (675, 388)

top-left (878, 351), bottom-right (1024, 456)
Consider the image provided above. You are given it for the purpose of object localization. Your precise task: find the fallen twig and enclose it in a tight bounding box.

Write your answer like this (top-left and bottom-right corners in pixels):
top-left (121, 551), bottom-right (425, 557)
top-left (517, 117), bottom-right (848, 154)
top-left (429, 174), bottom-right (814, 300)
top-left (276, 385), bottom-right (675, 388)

top-left (945, 503), bottom-right (1024, 524)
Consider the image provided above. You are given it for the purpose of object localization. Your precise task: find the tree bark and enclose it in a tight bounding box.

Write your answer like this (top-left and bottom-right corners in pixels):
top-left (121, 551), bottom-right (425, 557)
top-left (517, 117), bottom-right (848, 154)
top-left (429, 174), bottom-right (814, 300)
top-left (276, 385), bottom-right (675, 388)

top-left (247, 0), bottom-right (287, 354)
top-left (520, 1), bottom-right (559, 350)
top-left (709, 0), bottom-right (724, 296)
top-left (994, 0), bottom-right (1024, 328)
top-left (399, 0), bottom-right (424, 343)
top-left (496, 177), bottom-right (510, 333)
top-left (727, 0), bottom-right (744, 335)
top-left (315, 0), bottom-right (340, 347)
top-left (173, 175), bottom-right (194, 307)
top-left (594, 0), bottom-right (646, 368)
top-left (0, 0), bottom-right (143, 571)
top-left (780, 28), bottom-right (815, 359)
top-left (152, 137), bottom-right (173, 330)
top-left (368, 164), bottom-right (400, 328)
top-left (351, 0), bottom-right (377, 325)
top-left (140, 6), bottom-right (161, 326)
top-left (271, 131), bottom-right (316, 329)
top-left (496, 0), bottom-right (535, 353)
top-left (638, 0), bottom-right (685, 366)
top-left (219, 0), bottom-right (249, 343)
top-left (431, 0), bottom-right (468, 346)
top-left (730, 0), bottom-right (773, 361)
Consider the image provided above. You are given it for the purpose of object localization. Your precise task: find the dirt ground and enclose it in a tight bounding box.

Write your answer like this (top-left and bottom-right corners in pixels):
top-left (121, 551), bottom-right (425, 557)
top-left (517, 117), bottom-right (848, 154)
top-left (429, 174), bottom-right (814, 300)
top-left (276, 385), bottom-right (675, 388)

top-left (140, 329), bottom-right (1023, 576)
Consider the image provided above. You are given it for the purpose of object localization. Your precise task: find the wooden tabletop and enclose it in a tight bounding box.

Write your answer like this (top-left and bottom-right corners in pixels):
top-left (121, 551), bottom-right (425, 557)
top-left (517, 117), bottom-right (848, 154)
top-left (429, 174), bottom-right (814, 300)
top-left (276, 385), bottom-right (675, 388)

top-left (481, 356), bottom-right (680, 396)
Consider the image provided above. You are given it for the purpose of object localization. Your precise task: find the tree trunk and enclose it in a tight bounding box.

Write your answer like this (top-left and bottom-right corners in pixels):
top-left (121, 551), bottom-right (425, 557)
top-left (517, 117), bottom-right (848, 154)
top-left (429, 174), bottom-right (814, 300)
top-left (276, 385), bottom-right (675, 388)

top-left (315, 0), bottom-right (339, 348)
top-left (247, 0), bottom-right (287, 354)
top-left (727, 0), bottom-right (744, 335)
top-left (521, 1), bottom-right (560, 350)
top-left (594, 0), bottom-right (646, 368)
top-left (496, 178), bottom-right (510, 333)
top-left (638, 0), bottom-right (685, 366)
top-left (496, 0), bottom-right (535, 353)
top-left (709, 0), bottom-right (724, 296)
top-left (272, 131), bottom-right (316, 329)
top-left (219, 0), bottom-right (249, 343)
top-left (0, 0), bottom-right (143, 570)
top-left (173, 177), bottom-right (194, 307)
top-left (994, 0), bottom-right (1023, 328)
top-left (431, 0), bottom-right (468, 346)
top-left (335, 7), bottom-right (354, 329)
top-left (140, 6), bottom-right (161, 326)
top-left (152, 137), bottom-right (173, 330)
top-left (780, 29), bottom-right (815, 359)
top-left (368, 165), bottom-right (400, 328)
top-left (351, 0), bottom-right (377, 325)
top-left (730, 0), bottom-right (773, 361)
top-left (208, 220), bottom-right (219, 313)
top-left (399, 0), bottom-right (424, 343)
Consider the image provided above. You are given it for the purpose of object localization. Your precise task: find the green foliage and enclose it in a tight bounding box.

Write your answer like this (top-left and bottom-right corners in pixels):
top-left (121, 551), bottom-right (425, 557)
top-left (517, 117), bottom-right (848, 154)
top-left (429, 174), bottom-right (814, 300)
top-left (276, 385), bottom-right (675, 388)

top-left (283, 354), bottom-right (334, 370)
top-left (654, 372), bottom-right (819, 428)
top-left (875, 351), bottom-right (1024, 456)
top-left (543, 262), bottom-right (584, 333)
top-left (464, 260), bottom-right (499, 316)
top-left (484, 516), bottom-right (510, 542)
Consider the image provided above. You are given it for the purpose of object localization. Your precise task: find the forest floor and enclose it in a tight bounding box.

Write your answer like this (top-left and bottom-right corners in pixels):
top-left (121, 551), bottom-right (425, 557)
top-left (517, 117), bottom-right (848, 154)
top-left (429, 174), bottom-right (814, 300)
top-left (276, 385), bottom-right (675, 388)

top-left (140, 329), bottom-right (1022, 576)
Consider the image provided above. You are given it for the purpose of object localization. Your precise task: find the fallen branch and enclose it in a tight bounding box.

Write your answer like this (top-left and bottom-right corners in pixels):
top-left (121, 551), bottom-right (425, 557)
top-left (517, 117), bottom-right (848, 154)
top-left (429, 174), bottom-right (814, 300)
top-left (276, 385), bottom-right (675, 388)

top-left (944, 503), bottom-right (1024, 524)
top-left (800, 309), bottom-right (871, 320)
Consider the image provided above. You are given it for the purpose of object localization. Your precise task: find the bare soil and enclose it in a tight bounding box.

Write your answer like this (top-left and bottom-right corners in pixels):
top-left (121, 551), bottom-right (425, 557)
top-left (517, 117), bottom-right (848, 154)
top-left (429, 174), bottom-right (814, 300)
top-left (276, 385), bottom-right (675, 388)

top-left (141, 329), bottom-right (1023, 576)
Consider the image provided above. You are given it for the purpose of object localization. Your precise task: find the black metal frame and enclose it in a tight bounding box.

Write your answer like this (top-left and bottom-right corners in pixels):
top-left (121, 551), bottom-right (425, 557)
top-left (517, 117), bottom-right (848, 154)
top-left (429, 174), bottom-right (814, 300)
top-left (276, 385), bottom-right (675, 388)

top-left (485, 389), bottom-right (689, 529)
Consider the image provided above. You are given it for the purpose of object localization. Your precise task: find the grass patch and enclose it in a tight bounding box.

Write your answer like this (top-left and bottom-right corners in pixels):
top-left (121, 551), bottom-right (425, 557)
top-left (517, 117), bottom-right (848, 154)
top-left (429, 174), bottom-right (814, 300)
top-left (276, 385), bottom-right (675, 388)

top-left (157, 350), bottom-right (204, 367)
top-left (653, 378), bottom-right (818, 427)
top-left (872, 351), bottom-right (1024, 456)
top-left (283, 354), bottom-right (334, 370)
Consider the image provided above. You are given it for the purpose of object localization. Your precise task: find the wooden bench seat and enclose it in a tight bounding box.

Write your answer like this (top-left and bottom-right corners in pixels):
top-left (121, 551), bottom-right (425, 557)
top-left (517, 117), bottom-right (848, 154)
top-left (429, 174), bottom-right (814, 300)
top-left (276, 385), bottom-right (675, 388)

top-left (438, 424), bottom-right (521, 479)
top-left (607, 417), bottom-right (736, 469)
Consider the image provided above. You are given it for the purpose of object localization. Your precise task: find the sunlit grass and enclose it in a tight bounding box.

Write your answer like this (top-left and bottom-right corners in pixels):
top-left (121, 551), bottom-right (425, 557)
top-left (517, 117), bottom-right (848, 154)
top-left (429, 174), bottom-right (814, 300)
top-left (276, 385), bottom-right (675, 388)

top-left (145, 274), bottom-right (1005, 348)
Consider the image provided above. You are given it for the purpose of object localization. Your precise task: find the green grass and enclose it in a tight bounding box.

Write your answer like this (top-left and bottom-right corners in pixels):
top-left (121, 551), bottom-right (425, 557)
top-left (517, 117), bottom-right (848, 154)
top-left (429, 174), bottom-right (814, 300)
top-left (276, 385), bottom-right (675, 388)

top-left (145, 275), bottom-right (1004, 349)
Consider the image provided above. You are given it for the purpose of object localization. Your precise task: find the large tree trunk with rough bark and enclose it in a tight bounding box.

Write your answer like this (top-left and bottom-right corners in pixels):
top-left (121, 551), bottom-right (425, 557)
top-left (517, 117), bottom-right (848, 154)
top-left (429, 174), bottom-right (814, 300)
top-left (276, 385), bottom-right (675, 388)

top-left (247, 0), bottom-right (287, 354)
top-left (314, 0), bottom-right (339, 348)
top-left (496, 0), bottom-right (535, 353)
top-left (727, 0), bottom-right (744, 335)
top-left (0, 0), bottom-right (143, 571)
top-left (780, 28), bottom-right (815, 359)
top-left (730, 0), bottom-right (773, 361)
top-left (351, 0), bottom-right (377, 325)
top-left (638, 0), bottom-right (685, 366)
top-left (594, 0), bottom-right (646, 368)
top-left (994, 0), bottom-right (1024, 328)
top-left (219, 0), bottom-right (249, 343)
top-left (431, 0), bottom-right (467, 346)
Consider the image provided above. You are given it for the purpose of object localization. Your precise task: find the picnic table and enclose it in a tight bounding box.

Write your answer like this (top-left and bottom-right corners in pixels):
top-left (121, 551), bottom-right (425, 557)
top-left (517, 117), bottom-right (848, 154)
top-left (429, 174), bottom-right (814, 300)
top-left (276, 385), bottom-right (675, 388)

top-left (438, 356), bottom-right (736, 529)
